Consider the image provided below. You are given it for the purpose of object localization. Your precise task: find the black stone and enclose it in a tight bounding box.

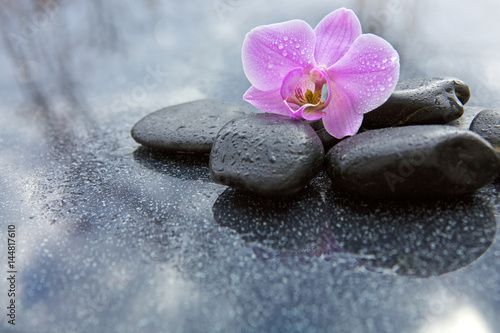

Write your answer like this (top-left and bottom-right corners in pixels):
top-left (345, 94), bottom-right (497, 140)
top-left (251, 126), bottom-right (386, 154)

top-left (469, 109), bottom-right (500, 152)
top-left (362, 77), bottom-right (470, 129)
top-left (314, 127), bottom-right (342, 151)
top-left (446, 106), bottom-right (486, 129)
top-left (325, 125), bottom-right (499, 199)
top-left (131, 99), bottom-right (255, 153)
top-left (308, 120), bottom-right (342, 151)
top-left (210, 113), bottom-right (324, 196)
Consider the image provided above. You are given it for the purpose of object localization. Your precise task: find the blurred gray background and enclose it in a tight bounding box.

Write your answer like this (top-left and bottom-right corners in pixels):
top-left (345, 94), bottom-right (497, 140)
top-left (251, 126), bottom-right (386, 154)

top-left (1, 1), bottom-right (499, 332)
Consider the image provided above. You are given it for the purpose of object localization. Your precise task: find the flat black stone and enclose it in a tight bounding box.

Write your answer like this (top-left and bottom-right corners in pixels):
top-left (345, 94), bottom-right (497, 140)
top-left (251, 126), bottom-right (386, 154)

top-left (210, 113), bottom-right (324, 196)
top-left (131, 99), bottom-right (255, 153)
top-left (469, 109), bottom-right (500, 152)
top-left (325, 125), bottom-right (500, 199)
top-left (362, 77), bottom-right (470, 129)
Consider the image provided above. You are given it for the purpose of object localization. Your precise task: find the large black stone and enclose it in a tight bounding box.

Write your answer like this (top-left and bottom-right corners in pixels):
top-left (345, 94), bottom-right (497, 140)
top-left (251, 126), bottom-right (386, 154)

top-left (469, 109), bottom-right (500, 152)
top-left (131, 99), bottom-right (255, 153)
top-left (210, 113), bottom-right (324, 196)
top-left (325, 125), bottom-right (499, 198)
top-left (362, 77), bottom-right (470, 129)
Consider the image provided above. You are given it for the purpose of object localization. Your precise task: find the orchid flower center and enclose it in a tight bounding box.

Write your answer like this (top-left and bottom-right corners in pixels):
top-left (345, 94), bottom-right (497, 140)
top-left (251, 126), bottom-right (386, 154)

top-left (280, 66), bottom-right (333, 120)
top-left (290, 67), bottom-right (329, 107)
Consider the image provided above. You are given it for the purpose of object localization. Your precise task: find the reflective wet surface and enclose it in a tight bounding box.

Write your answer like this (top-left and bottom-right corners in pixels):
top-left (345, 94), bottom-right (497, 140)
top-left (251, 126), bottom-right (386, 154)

top-left (1, 1), bottom-right (500, 332)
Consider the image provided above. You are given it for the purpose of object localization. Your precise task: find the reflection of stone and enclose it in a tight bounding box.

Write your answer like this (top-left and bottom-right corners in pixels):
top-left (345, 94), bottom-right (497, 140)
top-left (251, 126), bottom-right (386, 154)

top-left (212, 187), bottom-right (327, 254)
top-left (324, 190), bottom-right (497, 277)
top-left (133, 146), bottom-right (211, 182)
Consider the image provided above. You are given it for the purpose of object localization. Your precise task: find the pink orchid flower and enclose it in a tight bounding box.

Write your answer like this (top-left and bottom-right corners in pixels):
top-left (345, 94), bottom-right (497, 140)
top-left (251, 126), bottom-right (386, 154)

top-left (242, 8), bottom-right (400, 139)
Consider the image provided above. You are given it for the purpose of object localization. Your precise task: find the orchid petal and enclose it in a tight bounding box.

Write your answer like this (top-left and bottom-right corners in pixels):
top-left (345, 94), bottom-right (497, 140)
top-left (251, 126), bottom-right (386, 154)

top-left (285, 101), bottom-right (326, 121)
top-left (328, 34), bottom-right (400, 115)
top-left (322, 81), bottom-right (364, 139)
top-left (242, 20), bottom-right (316, 91)
top-left (314, 8), bottom-right (361, 67)
top-left (243, 86), bottom-right (289, 116)
top-left (280, 67), bottom-right (314, 103)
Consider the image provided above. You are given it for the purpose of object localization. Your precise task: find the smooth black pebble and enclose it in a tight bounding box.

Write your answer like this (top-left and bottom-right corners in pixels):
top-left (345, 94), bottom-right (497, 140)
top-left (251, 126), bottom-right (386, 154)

top-left (131, 99), bottom-right (255, 153)
top-left (446, 106), bottom-right (486, 129)
top-left (469, 109), bottom-right (500, 152)
top-left (363, 77), bottom-right (470, 129)
top-left (210, 113), bottom-right (324, 196)
top-left (325, 125), bottom-right (499, 199)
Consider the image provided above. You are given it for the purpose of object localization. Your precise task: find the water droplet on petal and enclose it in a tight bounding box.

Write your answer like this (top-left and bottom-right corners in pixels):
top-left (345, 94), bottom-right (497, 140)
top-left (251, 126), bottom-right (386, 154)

top-left (278, 44), bottom-right (284, 50)
top-left (268, 62), bottom-right (274, 69)
top-left (379, 86), bottom-right (386, 91)
top-left (295, 43), bottom-right (300, 48)
top-left (284, 36), bottom-right (289, 41)
top-left (282, 50), bottom-right (288, 57)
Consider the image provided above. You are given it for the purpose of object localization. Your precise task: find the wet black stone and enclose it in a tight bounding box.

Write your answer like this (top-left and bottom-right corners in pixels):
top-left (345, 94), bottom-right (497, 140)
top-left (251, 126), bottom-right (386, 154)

top-left (308, 120), bottom-right (342, 151)
top-left (131, 99), bottom-right (255, 153)
top-left (362, 77), bottom-right (470, 129)
top-left (446, 106), bottom-right (486, 129)
top-left (325, 125), bottom-right (500, 199)
top-left (314, 128), bottom-right (342, 151)
top-left (210, 113), bottom-right (324, 196)
top-left (469, 109), bottom-right (500, 152)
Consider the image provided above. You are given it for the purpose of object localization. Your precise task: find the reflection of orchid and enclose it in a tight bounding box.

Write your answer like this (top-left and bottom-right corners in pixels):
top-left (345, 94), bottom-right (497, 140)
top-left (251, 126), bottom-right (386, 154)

top-left (242, 8), bottom-right (400, 138)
